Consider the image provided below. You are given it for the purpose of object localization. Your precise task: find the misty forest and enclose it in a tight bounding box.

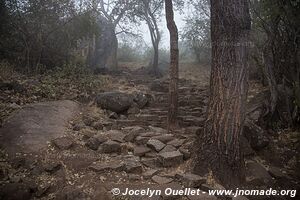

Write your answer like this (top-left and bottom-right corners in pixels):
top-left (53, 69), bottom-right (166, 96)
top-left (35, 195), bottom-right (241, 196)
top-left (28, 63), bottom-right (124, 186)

top-left (0, 0), bottom-right (299, 200)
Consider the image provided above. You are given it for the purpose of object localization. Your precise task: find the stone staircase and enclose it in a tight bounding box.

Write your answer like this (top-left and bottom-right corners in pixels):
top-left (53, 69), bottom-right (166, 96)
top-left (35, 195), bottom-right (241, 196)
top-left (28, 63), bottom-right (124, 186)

top-left (116, 76), bottom-right (209, 129)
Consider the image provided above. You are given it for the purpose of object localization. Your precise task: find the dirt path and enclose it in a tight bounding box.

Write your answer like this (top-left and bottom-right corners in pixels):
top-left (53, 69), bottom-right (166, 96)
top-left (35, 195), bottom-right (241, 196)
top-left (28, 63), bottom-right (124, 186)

top-left (0, 67), bottom-right (298, 200)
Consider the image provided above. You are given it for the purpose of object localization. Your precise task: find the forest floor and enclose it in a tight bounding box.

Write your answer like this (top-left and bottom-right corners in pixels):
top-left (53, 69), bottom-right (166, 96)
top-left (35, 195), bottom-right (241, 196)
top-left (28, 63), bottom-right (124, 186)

top-left (0, 62), bottom-right (299, 200)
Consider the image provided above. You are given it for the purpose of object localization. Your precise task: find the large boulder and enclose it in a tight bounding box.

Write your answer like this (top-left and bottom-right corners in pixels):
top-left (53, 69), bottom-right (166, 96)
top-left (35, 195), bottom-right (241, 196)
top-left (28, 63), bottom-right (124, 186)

top-left (0, 100), bottom-right (79, 156)
top-left (95, 91), bottom-right (133, 113)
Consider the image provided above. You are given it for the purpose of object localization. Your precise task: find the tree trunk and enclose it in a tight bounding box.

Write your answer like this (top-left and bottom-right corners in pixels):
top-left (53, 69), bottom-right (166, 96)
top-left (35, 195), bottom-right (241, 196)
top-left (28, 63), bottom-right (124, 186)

top-left (263, 36), bottom-right (278, 115)
top-left (152, 42), bottom-right (159, 75)
top-left (165, 0), bottom-right (179, 131)
top-left (194, 0), bottom-right (251, 188)
top-left (106, 32), bottom-right (118, 71)
top-left (88, 16), bottom-right (118, 72)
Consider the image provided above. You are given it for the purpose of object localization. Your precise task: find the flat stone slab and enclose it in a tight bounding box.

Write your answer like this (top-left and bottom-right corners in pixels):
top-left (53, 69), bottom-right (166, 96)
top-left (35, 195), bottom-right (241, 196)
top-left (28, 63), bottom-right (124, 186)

top-left (159, 151), bottom-right (183, 167)
top-left (52, 136), bottom-right (74, 150)
top-left (160, 145), bottom-right (177, 153)
top-left (151, 175), bottom-right (173, 184)
top-left (101, 140), bottom-right (121, 153)
top-left (89, 160), bottom-right (124, 172)
top-left (134, 146), bottom-right (151, 156)
top-left (147, 139), bottom-right (166, 152)
top-left (0, 100), bottom-right (79, 155)
top-left (176, 173), bottom-right (206, 188)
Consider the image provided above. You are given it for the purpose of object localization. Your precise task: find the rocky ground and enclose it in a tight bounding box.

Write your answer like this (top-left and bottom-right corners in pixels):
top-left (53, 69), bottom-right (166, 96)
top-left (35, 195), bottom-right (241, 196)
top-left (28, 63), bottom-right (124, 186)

top-left (0, 64), bottom-right (299, 200)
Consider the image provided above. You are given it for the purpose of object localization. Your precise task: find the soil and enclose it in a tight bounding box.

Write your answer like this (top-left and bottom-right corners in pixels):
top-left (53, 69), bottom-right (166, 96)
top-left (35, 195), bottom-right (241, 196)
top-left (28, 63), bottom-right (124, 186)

top-left (0, 64), bottom-right (299, 200)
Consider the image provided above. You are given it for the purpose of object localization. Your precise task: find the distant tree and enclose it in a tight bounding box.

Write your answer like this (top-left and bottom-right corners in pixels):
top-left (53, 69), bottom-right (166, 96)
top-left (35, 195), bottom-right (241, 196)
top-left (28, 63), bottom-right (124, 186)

top-left (194, 0), bottom-right (251, 188)
top-left (137, 0), bottom-right (164, 76)
top-left (85, 0), bottom-right (138, 71)
top-left (0, 0), bottom-right (97, 72)
top-left (181, 0), bottom-right (211, 64)
top-left (165, 0), bottom-right (179, 130)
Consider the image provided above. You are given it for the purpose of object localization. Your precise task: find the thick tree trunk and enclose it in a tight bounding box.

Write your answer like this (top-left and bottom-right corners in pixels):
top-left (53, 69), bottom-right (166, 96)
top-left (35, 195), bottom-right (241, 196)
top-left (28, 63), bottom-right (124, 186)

top-left (165, 0), bottom-right (179, 131)
top-left (152, 42), bottom-right (159, 75)
top-left (106, 32), bottom-right (118, 71)
top-left (263, 37), bottom-right (278, 115)
top-left (194, 0), bottom-right (251, 188)
top-left (88, 16), bottom-right (118, 72)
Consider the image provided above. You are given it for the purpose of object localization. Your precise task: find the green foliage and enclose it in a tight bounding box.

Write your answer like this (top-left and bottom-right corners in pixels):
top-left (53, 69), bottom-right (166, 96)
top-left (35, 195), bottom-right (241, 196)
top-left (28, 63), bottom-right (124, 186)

top-left (181, 0), bottom-right (211, 64)
top-left (0, 0), bottom-right (100, 72)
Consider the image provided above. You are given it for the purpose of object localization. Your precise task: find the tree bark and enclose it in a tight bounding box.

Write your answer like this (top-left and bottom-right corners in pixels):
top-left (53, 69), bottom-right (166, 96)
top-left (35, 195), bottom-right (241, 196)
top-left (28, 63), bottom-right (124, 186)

top-left (165, 0), bottom-right (179, 131)
top-left (194, 0), bottom-right (251, 188)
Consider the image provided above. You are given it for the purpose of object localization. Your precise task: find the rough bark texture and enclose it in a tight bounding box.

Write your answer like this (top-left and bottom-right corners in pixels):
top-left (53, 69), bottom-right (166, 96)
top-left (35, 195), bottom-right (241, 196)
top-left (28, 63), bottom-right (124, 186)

top-left (165, 0), bottom-right (179, 131)
top-left (194, 0), bottom-right (251, 188)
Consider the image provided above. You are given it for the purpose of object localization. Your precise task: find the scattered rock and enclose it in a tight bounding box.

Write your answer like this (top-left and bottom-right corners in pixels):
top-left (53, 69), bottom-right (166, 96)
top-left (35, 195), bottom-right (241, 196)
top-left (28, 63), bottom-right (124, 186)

top-left (176, 173), bottom-right (206, 188)
top-left (148, 126), bottom-right (167, 134)
top-left (128, 174), bottom-right (141, 181)
top-left (244, 119), bottom-right (269, 151)
top-left (143, 169), bottom-right (159, 179)
top-left (85, 137), bottom-right (101, 150)
top-left (151, 175), bottom-right (173, 184)
top-left (52, 137), bottom-right (74, 150)
top-left (140, 132), bottom-right (161, 137)
top-left (160, 145), bottom-right (177, 153)
top-left (96, 91), bottom-right (133, 113)
top-left (101, 140), bottom-right (121, 153)
top-left (246, 161), bottom-right (273, 185)
top-left (135, 136), bottom-right (150, 145)
top-left (124, 160), bottom-right (143, 174)
top-left (141, 158), bottom-right (161, 168)
top-left (80, 128), bottom-right (97, 140)
top-left (167, 139), bottom-right (185, 148)
top-left (122, 126), bottom-right (144, 132)
top-left (124, 132), bottom-right (139, 142)
top-left (268, 166), bottom-right (286, 179)
top-left (43, 162), bottom-right (61, 173)
top-left (134, 146), bottom-right (151, 156)
top-left (89, 161), bottom-right (124, 172)
top-left (159, 151), bottom-right (183, 167)
top-left (144, 152), bottom-right (157, 158)
top-left (147, 139), bottom-right (166, 152)
top-left (94, 134), bottom-right (108, 143)
top-left (106, 130), bottom-right (125, 142)
top-left (152, 134), bottom-right (175, 143)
